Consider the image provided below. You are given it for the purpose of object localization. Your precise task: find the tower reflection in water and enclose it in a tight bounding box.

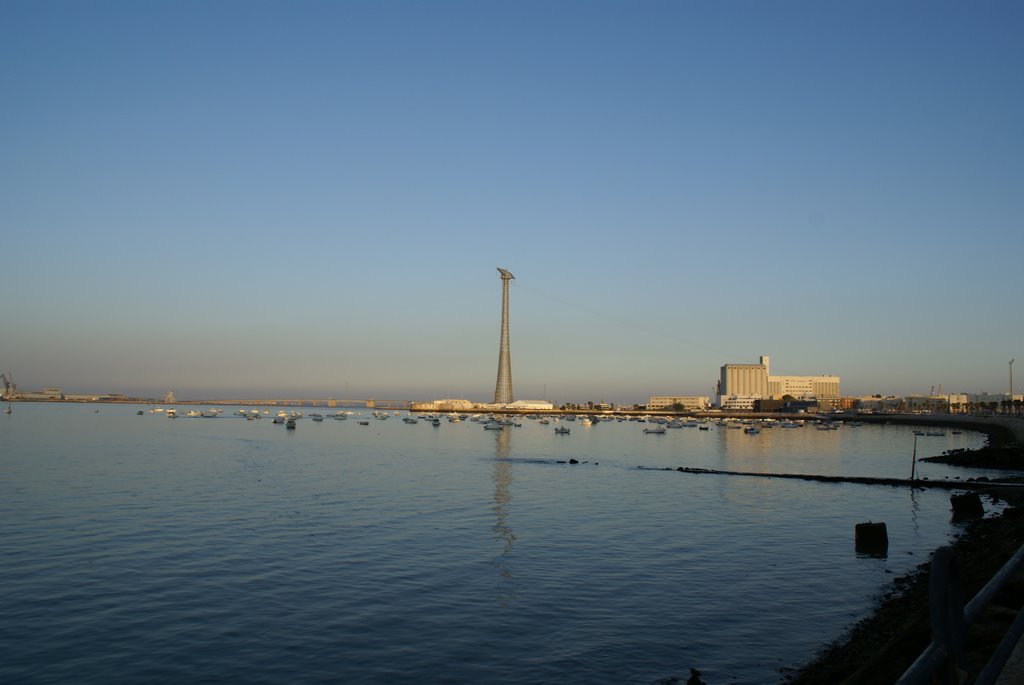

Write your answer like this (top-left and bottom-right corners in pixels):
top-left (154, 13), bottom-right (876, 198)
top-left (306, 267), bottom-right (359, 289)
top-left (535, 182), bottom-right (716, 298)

top-left (491, 427), bottom-right (517, 604)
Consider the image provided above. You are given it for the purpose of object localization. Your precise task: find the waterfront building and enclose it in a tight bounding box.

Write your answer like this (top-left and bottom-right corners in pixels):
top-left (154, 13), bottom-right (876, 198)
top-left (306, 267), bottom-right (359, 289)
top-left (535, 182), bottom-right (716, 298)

top-left (905, 394), bottom-right (969, 414)
top-left (409, 395), bottom-right (557, 411)
top-left (719, 395), bottom-right (760, 411)
top-left (410, 399), bottom-right (476, 412)
top-left (966, 392), bottom-right (1022, 413)
top-left (719, 355), bottom-right (840, 407)
top-left (720, 356), bottom-right (770, 398)
top-left (768, 375), bottom-right (840, 401)
top-left (504, 400), bottom-right (554, 411)
top-left (851, 396), bottom-right (904, 414)
top-left (12, 387), bottom-right (64, 400)
top-left (647, 396), bottom-right (710, 411)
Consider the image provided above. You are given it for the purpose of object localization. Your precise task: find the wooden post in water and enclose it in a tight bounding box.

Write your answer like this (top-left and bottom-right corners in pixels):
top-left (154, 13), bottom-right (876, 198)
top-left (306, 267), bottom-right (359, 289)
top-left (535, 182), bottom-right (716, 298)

top-left (910, 433), bottom-right (918, 481)
top-left (855, 521), bottom-right (889, 556)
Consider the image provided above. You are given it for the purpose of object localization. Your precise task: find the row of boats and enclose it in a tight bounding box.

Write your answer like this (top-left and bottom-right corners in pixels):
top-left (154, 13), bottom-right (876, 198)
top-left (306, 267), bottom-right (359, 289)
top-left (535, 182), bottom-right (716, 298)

top-left (129, 409), bottom-right (967, 442)
top-left (136, 408), bottom-right (890, 437)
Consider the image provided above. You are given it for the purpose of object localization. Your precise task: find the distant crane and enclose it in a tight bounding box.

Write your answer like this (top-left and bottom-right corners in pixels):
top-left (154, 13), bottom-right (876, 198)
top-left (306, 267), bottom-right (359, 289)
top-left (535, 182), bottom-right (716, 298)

top-left (1, 372), bottom-right (16, 400)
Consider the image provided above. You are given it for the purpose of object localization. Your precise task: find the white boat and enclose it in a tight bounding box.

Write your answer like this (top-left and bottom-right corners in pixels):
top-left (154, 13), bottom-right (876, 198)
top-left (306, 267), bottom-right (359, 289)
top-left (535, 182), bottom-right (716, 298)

top-left (643, 426), bottom-right (666, 434)
top-left (167, 409), bottom-right (177, 418)
top-left (185, 410), bottom-right (203, 418)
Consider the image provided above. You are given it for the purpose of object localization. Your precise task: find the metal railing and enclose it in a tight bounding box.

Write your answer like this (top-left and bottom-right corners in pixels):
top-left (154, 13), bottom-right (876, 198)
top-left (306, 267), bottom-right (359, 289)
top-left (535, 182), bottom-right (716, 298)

top-left (895, 542), bottom-right (1024, 685)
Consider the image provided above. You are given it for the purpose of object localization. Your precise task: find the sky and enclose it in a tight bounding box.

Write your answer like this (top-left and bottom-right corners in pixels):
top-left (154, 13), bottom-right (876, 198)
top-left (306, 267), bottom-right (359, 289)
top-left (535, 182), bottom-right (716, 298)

top-left (2, 1), bottom-right (1022, 404)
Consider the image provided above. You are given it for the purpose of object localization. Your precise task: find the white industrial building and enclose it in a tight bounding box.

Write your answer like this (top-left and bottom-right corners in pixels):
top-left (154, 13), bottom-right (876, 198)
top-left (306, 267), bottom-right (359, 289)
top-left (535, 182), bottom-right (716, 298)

top-left (719, 355), bottom-right (840, 407)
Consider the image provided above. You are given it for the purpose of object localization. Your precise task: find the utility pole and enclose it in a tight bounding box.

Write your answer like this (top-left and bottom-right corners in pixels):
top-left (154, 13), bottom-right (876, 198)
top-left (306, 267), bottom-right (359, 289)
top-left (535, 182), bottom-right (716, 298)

top-left (1011, 359), bottom-right (1015, 415)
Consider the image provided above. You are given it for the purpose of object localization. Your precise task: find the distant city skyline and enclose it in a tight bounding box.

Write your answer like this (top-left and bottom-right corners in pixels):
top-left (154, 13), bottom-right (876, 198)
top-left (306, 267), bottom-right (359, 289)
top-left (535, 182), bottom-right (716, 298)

top-left (2, 2), bottom-right (1021, 404)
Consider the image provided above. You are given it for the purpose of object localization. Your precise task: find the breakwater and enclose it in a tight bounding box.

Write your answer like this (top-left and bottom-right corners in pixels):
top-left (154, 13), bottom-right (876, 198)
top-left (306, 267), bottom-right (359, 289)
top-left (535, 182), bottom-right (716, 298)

top-left (641, 465), bottom-right (1022, 490)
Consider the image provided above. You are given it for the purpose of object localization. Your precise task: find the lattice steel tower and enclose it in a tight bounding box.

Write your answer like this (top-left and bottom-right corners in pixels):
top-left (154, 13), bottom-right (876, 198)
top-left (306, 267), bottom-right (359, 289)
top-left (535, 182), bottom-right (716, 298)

top-left (493, 268), bottom-right (515, 404)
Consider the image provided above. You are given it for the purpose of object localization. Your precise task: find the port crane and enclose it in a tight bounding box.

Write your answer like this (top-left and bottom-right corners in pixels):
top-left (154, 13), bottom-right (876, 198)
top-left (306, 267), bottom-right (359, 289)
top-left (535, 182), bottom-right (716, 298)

top-left (1, 372), bottom-right (15, 400)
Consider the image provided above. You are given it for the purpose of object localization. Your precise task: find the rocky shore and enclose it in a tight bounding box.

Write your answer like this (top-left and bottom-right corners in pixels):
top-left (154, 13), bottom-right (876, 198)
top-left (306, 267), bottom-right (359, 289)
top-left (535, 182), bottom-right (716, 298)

top-left (784, 418), bottom-right (1024, 684)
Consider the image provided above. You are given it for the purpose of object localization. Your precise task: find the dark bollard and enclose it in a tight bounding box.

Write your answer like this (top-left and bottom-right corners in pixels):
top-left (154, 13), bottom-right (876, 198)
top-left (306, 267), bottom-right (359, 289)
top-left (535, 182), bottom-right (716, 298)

top-left (950, 492), bottom-right (984, 520)
top-left (929, 546), bottom-right (967, 679)
top-left (855, 521), bottom-right (888, 556)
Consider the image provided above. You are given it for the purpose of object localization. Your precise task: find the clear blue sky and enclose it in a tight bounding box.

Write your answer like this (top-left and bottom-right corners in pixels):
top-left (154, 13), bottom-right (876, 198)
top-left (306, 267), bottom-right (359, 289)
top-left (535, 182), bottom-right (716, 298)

top-left (2, 1), bottom-right (1022, 403)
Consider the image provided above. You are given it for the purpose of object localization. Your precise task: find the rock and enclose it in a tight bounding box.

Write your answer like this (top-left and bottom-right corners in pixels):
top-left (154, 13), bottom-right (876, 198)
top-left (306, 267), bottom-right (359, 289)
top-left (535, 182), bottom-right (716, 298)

top-left (951, 492), bottom-right (985, 520)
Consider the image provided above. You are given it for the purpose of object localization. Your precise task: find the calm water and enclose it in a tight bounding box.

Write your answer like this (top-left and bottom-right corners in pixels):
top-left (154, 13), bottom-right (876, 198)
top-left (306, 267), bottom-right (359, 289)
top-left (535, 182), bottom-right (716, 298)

top-left (0, 405), bottom-right (1007, 684)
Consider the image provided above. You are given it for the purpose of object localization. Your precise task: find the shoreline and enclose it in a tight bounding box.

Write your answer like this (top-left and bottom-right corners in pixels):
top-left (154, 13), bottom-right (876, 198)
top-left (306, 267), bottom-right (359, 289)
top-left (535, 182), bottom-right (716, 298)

top-left (784, 492), bottom-right (1024, 684)
top-left (784, 435), bottom-right (1024, 684)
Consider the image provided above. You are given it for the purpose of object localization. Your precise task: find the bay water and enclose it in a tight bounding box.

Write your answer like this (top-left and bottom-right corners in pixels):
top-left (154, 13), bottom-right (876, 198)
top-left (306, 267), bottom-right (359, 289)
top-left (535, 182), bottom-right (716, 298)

top-left (0, 405), bottom-right (1001, 683)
